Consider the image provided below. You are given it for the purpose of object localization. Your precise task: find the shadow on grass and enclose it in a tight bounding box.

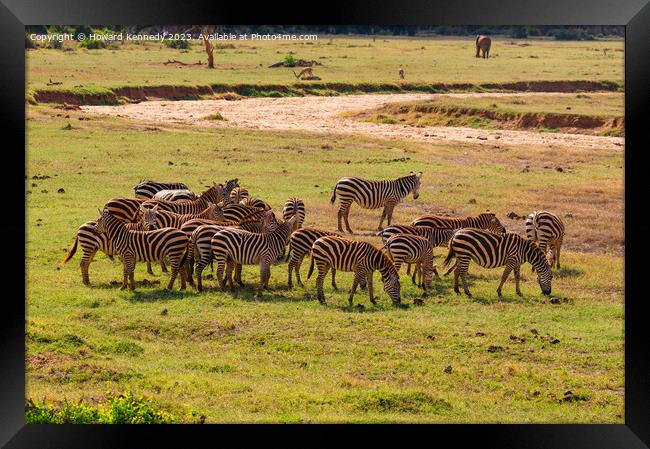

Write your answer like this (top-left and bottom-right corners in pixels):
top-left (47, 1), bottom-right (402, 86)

top-left (469, 293), bottom-right (547, 305)
top-left (126, 289), bottom-right (197, 302)
top-left (554, 266), bottom-right (584, 278)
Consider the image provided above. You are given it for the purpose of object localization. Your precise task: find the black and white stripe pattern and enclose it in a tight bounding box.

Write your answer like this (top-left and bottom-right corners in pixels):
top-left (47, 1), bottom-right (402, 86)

top-left (94, 209), bottom-right (189, 290)
top-left (153, 189), bottom-right (198, 202)
top-left (144, 204), bottom-right (223, 229)
top-left (143, 179), bottom-right (238, 215)
top-left (308, 236), bottom-right (401, 305)
top-left (242, 197), bottom-right (272, 211)
top-left (378, 224), bottom-right (456, 248)
top-left (525, 211), bottom-right (565, 269)
top-left (190, 212), bottom-right (276, 291)
top-left (330, 172), bottom-right (423, 233)
top-left (411, 212), bottom-right (506, 234)
top-left (443, 228), bottom-right (552, 297)
top-left (384, 233), bottom-right (438, 294)
top-left (134, 181), bottom-right (188, 199)
top-left (286, 228), bottom-right (340, 289)
top-left (222, 204), bottom-right (265, 222)
top-left (229, 187), bottom-right (249, 204)
top-left (282, 197), bottom-right (305, 230)
top-left (104, 197), bottom-right (145, 223)
top-left (211, 214), bottom-right (296, 294)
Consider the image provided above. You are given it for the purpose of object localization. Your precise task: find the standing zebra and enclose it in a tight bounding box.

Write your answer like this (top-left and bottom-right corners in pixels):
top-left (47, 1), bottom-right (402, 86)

top-left (143, 179), bottom-right (238, 215)
top-left (153, 189), bottom-right (198, 202)
top-left (443, 228), bottom-right (552, 298)
top-left (191, 212), bottom-right (277, 291)
top-left (525, 211), bottom-right (565, 269)
top-left (308, 236), bottom-right (401, 306)
top-left (222, 204), bottom-right (265, 222)
top-left (93, 209), bottom-right (189, 290)
top-left (330, 172), bottom-right (423, 233)
top-left (411, 212), bottom-right (506, 235)
top-left (384, 234), bottom-right (439, 294)
top-left (143, 204), bottom-right (224, 229)
top-left (134, 181), bottom-right (189, 199)
top-left (282, 197), bottom-right (306, 231)
top-left (104, 197), bottom-right (145, 223)
top-left (211, 214), bottom-right (297, 295)
top-left (286, 228), bottom-right (341, 289)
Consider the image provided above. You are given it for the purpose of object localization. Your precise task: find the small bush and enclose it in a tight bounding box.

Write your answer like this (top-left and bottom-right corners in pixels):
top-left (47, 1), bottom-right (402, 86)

top-left (552, 29), bottom-right (595, 41)
top-left (203, 113), bottom-right (226, 121)
top-left (26, 392), bottom-right (175, 424)
top-left (79, 39), bottom-right (108, 50)
top-left (214, 43), bottom-right (236, 50)
top-left (46, 39), bottom-right (64, 50)
top-left (283, 54), bottom-right (297, 67)
top-left (165, 39), bottom-right (190, 50)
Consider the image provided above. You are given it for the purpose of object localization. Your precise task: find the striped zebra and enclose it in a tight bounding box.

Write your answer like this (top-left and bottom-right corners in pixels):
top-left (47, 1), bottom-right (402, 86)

top-left (61, 219), bottom-right (156, 285)
top-left (525, 211), bottom-right (565, 269)
top-left (282, 198), bottom-right (306, 231)
top-left (93, 209), bottom-right (189, 290)
top-left (286, 228), bottom-right (341, 289)
top-left (411, 212), bottom-right (506, 234)
top-left (211, 214), bottom-right (297, 294)
top-left (153, 189), bottom-right (198, 202)
top-left (330, 172), bottom-right (423, 233)
top-left (143, 179), bottom-right (238, 214)
top-left (104, 197), bottom-right (145, 223)
top-left (144, 204), bottom-right (224, 229)
top-left (242, 197), bottom-right (272, 211)
top-left (229, 187), bottom-right (249, 204)
top-left (192, 212), bottom-right (277, 291)
top-left (308, 236), bottom-right (401, 305)
top-left (443, 228), bottom-right (552, 298)
top-left (384, 234), bottom-right (439, 294)
top-left (134, 181), bottom-right (189, 199)
top-left (222, 204), bottom-right (265, 222)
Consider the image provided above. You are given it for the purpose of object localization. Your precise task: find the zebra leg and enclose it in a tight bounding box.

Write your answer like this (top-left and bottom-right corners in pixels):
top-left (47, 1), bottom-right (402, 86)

top-left (386, 204), bottom-right (396, 228)
top-left (124, 256), bottom-right (136, 291)
top-left (444, 260), bottom-right (456, 277)
top-left (456, 257), bottom-right (472, 297)
top-left (432, 263), bottom-right (440, 279)
top-left (235, 264), bottom-right (244, 287)
top-left (294, 255), bottom-right (306, 287)
top-left (555, 240), bottom-right (562, 269)
top-left (331, 267), bottom-right (338, 290)
top-left (287, 256), bottom-right (294, 288)
top-left (377, 207), bottom-right (387, 231)
top-left (160, 257), bottom-right (168, 273)
top-left (366, 271), bottom-right (376, 305)
top-left (146, 262), bottom-right (154, 275)
top-left (514, 265), bottom-right (522, 296)
top-left (119, 256), bottom-right (129, 290)
top-left (316, 263), bottom-right (329, 304)
top-left (337, 206), bottom-right (345, 233)
top-left (343, 204), bottom-right (354, 234)
top-left (216, 258), bottom-right (227, 292)
top-left (167, 255), bottom-right (181, 290)
top-left (348, 273), bottom-right (361, 307)
top-left (80, 248), bottom-right (96, 286)
top-left (496, 264), bottom-right (513, 297)
top-left (257, 261), bottom-right (270, 295)
top-left (195, 259), bottom-right (207, 292)
top-left (225, 260), bottom-right (236, 291)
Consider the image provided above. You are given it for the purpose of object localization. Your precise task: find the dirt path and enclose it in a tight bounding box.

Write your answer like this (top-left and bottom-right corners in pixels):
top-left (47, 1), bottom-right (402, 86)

top-left (82, 93), bottom-right (624, 150)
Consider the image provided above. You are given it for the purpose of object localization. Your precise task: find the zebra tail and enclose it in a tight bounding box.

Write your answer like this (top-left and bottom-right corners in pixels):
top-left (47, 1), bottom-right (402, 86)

top-left (329, 183), bottom-right (338, 205)
top-left (442, 246), bottom-right (456, 268)
top-left (307, 256), bottom-right (315, 279)
top-left (179, 243), bottom-right (190, 268)
top-left (61, 236), bottom-right (78, 266)
top-left (285, 244), bottom-right (292, 262)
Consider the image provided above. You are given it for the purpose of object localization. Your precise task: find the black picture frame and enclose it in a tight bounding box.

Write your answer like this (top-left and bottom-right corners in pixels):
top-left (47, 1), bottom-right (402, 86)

top-left (4, 0), bottom-right (649, 447)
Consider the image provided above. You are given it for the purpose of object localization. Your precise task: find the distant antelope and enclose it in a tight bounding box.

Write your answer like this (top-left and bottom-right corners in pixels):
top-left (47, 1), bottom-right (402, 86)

top-left (398, 67), bottom-right (405, 79)
top-left (293, 67), bottom-right (314, 79)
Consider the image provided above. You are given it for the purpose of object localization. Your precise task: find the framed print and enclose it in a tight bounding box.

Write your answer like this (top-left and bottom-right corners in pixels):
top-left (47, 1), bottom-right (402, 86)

top-left (2, 0), bottom-right (649, 447)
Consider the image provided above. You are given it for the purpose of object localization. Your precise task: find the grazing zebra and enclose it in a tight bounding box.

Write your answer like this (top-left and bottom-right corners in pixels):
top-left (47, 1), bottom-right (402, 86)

top-left (144, 204), bottom-right (224, 229)
top-left (143, 179), bottom-right (238, 214)
top-left (286, 228), bottom-right (341, 289)
top-left (525, 211), bottom-right (565, 269)
top-left (384, 234), bottom-right (439, 294)
top-left (229, 186), bottom-right (249, 204)
top-left (222, 204), bottom-right (265, 222)
top-left (211, 214), bottom-right (297, 295)
top-left (191, 212), bottom-right (277, 291)
top-left (330, 172), bottom-right (423, 233)
top-left (93, 209), bottom-right (189, 290)
top-left (443, 228), bottom-right (552, 298)
top-left (411, 212), bottom-right (506, 235)
top-left (282, 198), bottom-right (306, 230)
top-left (308, 236), bottom-right (401, 305)
top-left (134, 181), bottom-right (189, 199)
top-left (104, 197), bottom-right (145, 223)
top-left (153, 189), bottom-right (198, 202)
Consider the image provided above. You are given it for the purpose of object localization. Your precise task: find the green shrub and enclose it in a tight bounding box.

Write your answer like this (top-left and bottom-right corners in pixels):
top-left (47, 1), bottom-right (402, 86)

top-left (203, 112), bottom-right (226, 121)
top-left (283, 54), bottom-right (297, 67)
top-left (165, 38), bottom-right (190, 50)
top-left (26, 392), bottom-right (175, 424)
top-left (46, 39), bottom-right (64, 50)
top-left (79, 39), bottom-right (108, 50)
top-left (552, 28), bottom-right (595, 41)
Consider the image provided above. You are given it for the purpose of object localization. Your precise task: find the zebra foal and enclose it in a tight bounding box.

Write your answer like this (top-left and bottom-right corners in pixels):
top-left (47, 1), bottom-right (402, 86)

top-left (525, 211), bottom-right (565, 269)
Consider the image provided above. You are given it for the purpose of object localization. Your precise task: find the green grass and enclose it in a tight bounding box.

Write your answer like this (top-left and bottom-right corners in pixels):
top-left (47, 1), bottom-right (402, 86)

top-left (26, 36), bottom-right (623, 93)
top-left (26, 104), bottom-right (623, 423)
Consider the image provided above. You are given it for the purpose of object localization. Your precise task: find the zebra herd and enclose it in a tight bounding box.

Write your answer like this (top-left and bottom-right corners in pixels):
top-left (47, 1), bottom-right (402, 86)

top-left (62, 173), bottom-right (565, 304)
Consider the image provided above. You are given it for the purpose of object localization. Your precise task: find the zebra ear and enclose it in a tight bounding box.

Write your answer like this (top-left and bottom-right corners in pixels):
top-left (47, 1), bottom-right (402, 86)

top-left (97, 208), bottom-right (102, 215)
top-left (416, 171), bottom-right (423, 178)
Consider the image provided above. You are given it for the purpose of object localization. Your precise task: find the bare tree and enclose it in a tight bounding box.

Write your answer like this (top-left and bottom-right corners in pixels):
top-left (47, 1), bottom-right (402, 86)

top-left (201, 26), bottom-right (215, 69)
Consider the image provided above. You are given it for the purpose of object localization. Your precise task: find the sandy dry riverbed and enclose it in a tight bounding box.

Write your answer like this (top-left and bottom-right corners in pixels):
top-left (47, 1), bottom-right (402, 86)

top-left (82, 93), bottom-right (624, 150)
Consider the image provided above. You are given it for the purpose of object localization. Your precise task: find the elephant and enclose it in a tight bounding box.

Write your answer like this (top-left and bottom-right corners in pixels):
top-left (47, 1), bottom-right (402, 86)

top-left (475, 35), bottom-right (491, 58)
